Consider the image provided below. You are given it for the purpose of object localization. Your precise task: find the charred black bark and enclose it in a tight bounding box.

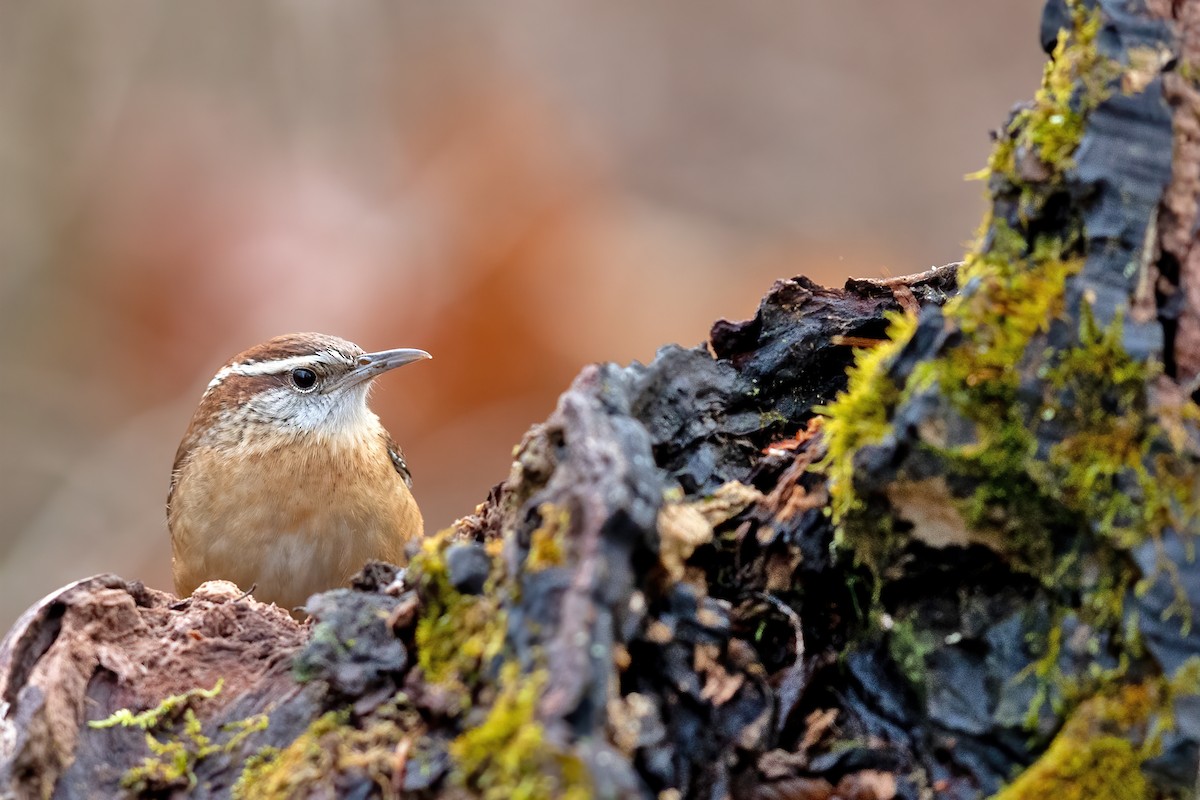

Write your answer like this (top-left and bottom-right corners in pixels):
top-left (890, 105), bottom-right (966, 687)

top-left (3, 2), bottom-right (1200, 799)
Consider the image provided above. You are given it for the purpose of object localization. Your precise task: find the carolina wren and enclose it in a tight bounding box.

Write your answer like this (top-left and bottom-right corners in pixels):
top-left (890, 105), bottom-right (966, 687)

top-left (168, 333), bottom-right (430, 612)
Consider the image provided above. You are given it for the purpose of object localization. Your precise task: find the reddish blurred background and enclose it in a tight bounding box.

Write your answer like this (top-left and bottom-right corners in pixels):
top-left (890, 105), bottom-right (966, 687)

top-left (0, 1), bottom-right (1044, 627)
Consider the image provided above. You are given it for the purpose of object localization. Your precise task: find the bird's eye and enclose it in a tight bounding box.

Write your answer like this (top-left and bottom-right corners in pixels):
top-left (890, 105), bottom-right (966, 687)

top-left (290, 368), bottom-right (318, 390)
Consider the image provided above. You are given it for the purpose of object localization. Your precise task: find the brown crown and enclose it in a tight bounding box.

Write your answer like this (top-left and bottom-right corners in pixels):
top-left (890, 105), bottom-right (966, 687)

top-left (222, 332), bottom-right (363, 370)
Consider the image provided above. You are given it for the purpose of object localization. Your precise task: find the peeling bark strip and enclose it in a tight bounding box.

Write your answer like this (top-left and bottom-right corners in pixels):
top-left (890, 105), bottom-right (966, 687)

top-left (2, 1), bottom-right (1200, 798)
top-left (1154, 0), bottom-right (1200, 386)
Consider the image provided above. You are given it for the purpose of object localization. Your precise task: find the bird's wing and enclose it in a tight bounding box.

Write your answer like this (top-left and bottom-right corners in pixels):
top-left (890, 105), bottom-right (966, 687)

top-left (384, 432), bottom-right (414, 489)
top-left (166, 435), bottom-right (198, 516)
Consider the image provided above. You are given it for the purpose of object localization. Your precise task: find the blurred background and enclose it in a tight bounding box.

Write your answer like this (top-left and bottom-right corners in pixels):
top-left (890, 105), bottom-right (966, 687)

top-left (0, 1), bottom-right (1045, 628)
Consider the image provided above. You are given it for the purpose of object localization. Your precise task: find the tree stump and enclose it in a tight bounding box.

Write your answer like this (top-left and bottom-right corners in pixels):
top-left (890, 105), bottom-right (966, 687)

top-left (2, 1), bottom-right (1199, 798)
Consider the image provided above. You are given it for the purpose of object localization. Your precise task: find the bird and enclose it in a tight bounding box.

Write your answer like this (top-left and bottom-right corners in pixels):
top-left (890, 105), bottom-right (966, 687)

top-left (168, 332), bottom-right (430, 612)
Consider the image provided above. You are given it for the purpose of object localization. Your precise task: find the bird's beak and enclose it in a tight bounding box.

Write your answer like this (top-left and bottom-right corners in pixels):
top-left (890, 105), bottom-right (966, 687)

top-left (337, 347), bottom-right (431, 390)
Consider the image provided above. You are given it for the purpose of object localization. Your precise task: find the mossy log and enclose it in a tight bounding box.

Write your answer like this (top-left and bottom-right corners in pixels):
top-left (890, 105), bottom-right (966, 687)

top-left (3, 0), bottom-right (1200, 798)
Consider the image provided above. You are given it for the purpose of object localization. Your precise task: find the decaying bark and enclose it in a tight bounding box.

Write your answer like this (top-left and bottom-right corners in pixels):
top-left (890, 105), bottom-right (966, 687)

top-left (0, 269), bottom-right (954, 800)
top-left (3, 1), bottom-right (1200, 798)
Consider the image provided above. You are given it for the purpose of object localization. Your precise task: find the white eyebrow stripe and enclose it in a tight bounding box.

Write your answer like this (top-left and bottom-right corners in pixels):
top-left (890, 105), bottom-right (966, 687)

top-left (203, 350), bottom-right (353, 394)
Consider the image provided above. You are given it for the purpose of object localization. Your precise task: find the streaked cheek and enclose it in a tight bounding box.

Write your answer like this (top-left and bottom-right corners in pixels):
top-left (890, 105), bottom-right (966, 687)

top-left (247, 391), bottom-right (298, 426)
top-left (298, 396), bottom-right (348, 432)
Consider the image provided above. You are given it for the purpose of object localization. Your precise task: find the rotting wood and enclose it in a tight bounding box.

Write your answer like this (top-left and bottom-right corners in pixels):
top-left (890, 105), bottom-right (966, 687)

top-left (3, 1), bottom-right (1200, 798)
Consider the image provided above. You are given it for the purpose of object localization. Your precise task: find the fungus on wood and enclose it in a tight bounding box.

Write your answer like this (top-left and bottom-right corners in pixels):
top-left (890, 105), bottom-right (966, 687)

top-left (2, 0), bottom-right (1200, 797)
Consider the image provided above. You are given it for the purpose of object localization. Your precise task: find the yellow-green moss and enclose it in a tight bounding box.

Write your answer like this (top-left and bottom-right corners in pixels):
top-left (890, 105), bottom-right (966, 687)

top-left (405, 526), bottom-right (594, 798)
top-left (1044, 308), bottom-right (1193, 558)
top-left (410, 533), bottom-right (507, 690)
top-left (1025, 4), bottom-right (1109, 165)
top-left (403, 519), bottom-right (593, 797)
top-left (230, 709), bottom-right (410, 800)
top-left (1020, 619), bottom-right (1066, 728)
top-left (996, 734), bottom-right (1148, 800)
top-left (886, 613), bottom-right (937, 691)
top-left (231, 746), bottom-right (281, 799)
top-left (527, 503), bottom-right (570, 571)
top-left (91, 680), bottom-right (270, 793)
top-left (992, 683), bottom-right (1161, 800)
top-left (820, 0), bottom-right (1195, 583)
top-left (759, 409), bottom-right (789, 428)
top-left (818, 310), bottom-right (919, 526)
top-left (978, 0), bottom-right (1114, 215)
top-left (943, 228), bottom-right (1081, 384)
top-left (924, 229), bottom-right (1088, 574)
top-left (817, 3), bottom-right (1200, 756)
top-left (89, 679), bottom-right (224, 732)
top-left (449, 663), bottom-right (590, 800)
top-left (919, 287), bottom-right (1196, 627)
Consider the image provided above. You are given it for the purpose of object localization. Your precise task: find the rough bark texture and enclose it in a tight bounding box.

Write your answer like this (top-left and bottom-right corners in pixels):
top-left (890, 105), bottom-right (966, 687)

top-left (2, 1), bottom-right (1200, 799)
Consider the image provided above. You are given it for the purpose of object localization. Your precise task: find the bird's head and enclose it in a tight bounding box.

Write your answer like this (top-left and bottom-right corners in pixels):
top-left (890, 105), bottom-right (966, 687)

top-left (187, 332), bottom-right (430, 448)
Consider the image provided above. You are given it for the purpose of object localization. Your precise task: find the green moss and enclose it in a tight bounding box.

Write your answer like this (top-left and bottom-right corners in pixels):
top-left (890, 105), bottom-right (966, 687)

top-left (820, 231), bottom-right (1088, 576)
top-left (758, 409), bottom-right (789, 429)
top-left (449, 663), bottom-right (590, 800)
top-left (818, 3), bottom-right (1200, 757)
top-left (1019, 3), bottom-right (1109, 165)
top-left (404, 520), bottom-right (592, 797)
top-left (886, 613), bottom-right (936, 692)
top-left (978, 1), bottom-right (1114, 217)
top-left (232, 746), bottom-right (281, 799)
top-left (235, 695), bottom-right (441, 799)
top-left (1021, 620), bottom-right (1065, 728)
top-left (91, 680), bottom-right (270, 794)
top-left (410, 533), bottom-right (507, 691)
top-left (527, 503), bottom-right (569, 571)
top-left (231, 709), bottom-right (411, 799)
top-left (818, 310), bottom-right (919, 526)
top-left (820, 0), bottom-right (1196, 583)
top-left (89, 679), bottom-right (224, 731)
top-left (920, 264), bottom-right (1196, 633)
top-left (996, 735), bottom-right (1148, 800)
top-left (943, 229), bottom-right (1080, 384)
top-left (992, 683), bottom-right (1160, 800)
top-left (245, 524), bottom-right (568, 798)
top-left (1044, 308), bottom-right (1192, 556)
top-left (921, 230), bottom-right (1088, 575)
top-left (401, 516), bottom-right (593, 797)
